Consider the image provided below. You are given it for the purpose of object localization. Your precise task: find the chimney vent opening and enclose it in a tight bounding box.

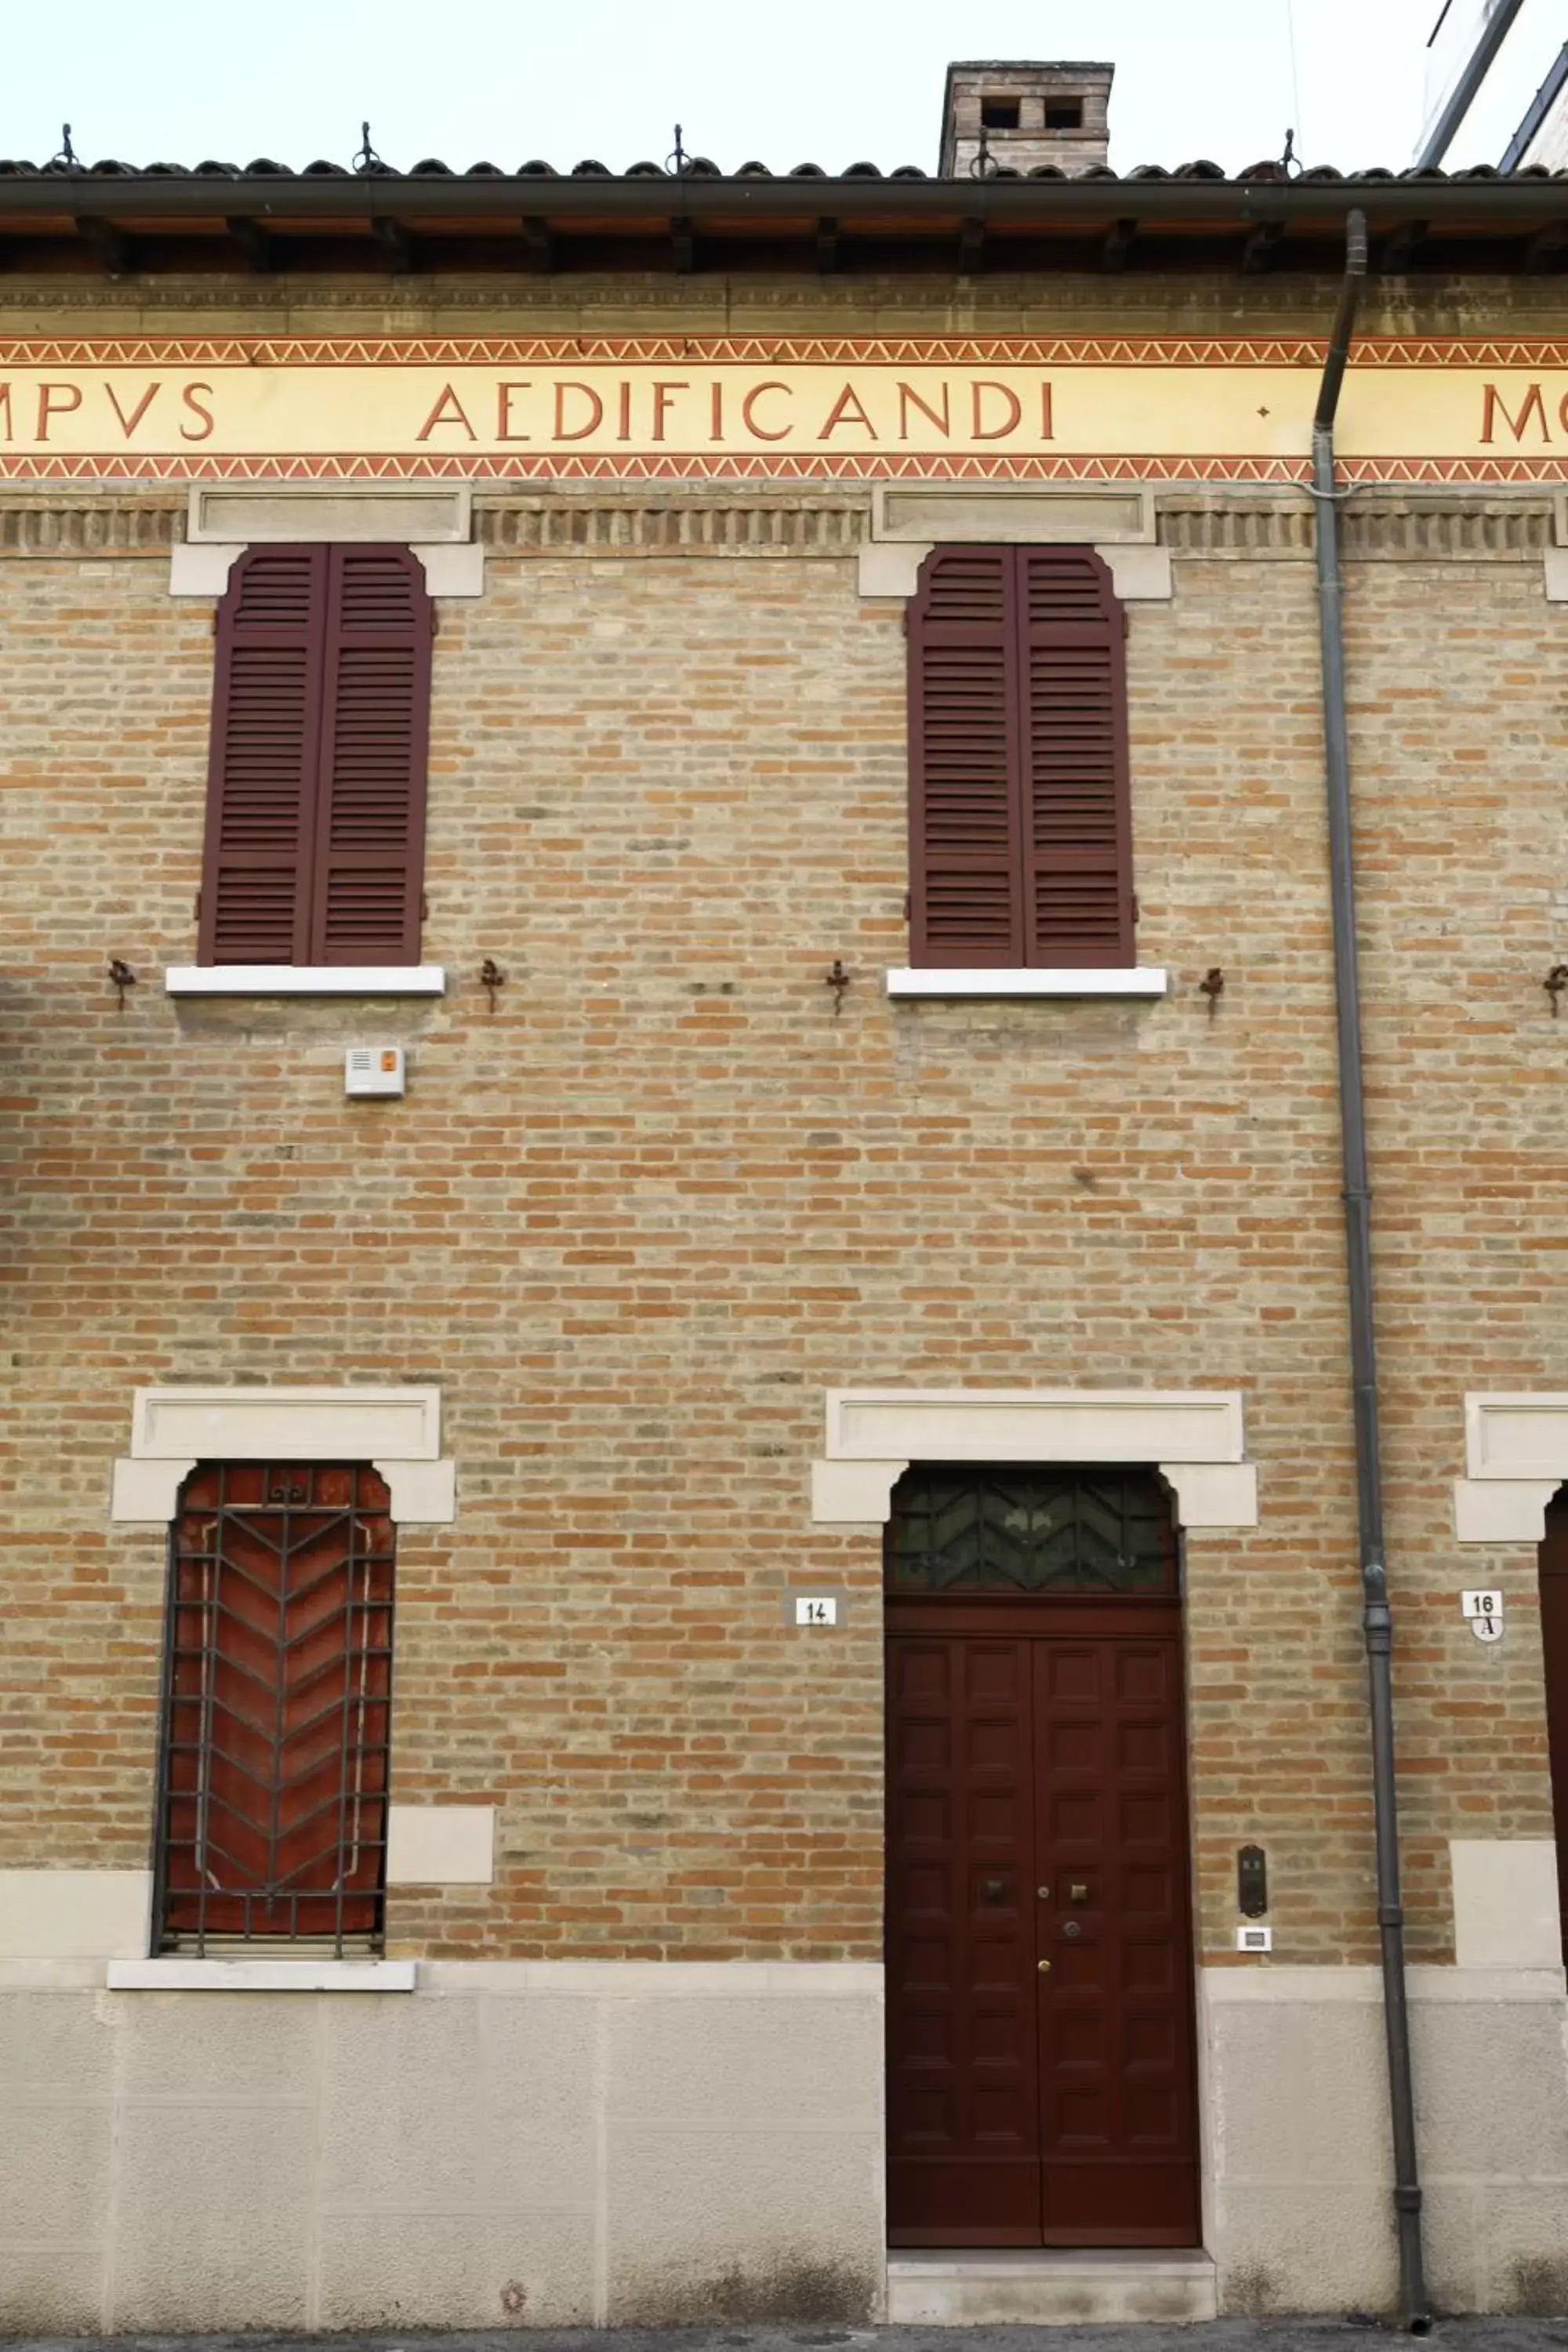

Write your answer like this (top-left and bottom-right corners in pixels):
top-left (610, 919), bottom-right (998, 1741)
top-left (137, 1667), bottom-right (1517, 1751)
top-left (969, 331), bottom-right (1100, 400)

top-left (980, 97), bottom-right (1022, 129)
top-left (1044, 100), bottom-right (1084, 130)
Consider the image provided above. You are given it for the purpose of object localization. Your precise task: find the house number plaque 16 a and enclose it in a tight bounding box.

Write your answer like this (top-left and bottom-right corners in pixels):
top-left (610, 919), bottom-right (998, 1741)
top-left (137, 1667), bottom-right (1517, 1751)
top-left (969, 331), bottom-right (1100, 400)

top-left (1461, 1590), bottom-right (1504, 1644)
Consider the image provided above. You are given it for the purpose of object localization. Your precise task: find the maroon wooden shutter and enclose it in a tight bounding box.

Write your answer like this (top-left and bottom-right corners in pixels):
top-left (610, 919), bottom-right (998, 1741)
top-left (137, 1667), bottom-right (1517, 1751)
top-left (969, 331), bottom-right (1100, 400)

top-left (1019, 547), bottom-right (1133, 967)
top-left (909, 548), bottom-right (1022, 966)
top-left (198, 546), bottom-right (328, 964)
top-left (199, 543), bottom-right (432, 967)
top-left (310, 546), bottom-right (434, 965)
top-left (907, 546), bottom-right (1134, 970)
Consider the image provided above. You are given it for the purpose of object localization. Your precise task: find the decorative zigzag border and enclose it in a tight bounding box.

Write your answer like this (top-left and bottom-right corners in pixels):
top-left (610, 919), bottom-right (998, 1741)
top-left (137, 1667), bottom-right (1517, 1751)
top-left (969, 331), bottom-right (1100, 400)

top-left (0, 452), bottom-right (1565, 485)
top-left (1, 334), bottom-right (1567, 368)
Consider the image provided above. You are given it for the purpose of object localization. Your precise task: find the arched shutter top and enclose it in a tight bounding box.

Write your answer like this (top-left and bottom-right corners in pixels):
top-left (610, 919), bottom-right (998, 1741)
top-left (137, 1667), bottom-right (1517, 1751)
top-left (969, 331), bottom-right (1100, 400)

top-left (198, 544), bottom-right (432, 967)
top-left (907, 543), bottom-right (1133, 971)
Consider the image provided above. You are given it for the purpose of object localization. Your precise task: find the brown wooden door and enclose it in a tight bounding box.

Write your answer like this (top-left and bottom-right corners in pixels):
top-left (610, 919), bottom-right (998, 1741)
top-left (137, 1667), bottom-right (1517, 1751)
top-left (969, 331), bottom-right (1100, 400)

top-left (1537, 1497), bottom-right (1568, 1964)
top-left (886, 1600), bottom-right (1200, 2248)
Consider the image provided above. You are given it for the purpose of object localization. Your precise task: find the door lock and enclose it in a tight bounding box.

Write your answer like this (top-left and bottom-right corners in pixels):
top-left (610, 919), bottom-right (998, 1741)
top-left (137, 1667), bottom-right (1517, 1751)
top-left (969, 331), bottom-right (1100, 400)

top-left (1069, 1882), bottom-right (1090, 1904)
top-left (1036, 1886), bottom-right (1051, 1900)
top-left (1037, 1958), bottom-right (1052, 1974)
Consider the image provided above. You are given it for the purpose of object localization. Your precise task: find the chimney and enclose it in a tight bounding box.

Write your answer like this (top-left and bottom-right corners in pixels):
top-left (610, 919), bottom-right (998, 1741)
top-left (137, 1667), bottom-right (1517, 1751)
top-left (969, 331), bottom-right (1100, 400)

top-left (940, 60), bottom-right (1113, 178)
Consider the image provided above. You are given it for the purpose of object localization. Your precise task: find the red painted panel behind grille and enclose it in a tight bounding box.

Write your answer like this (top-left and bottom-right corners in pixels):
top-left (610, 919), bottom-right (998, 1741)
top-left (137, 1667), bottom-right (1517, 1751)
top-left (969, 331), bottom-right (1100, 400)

top-left (158, 1461), bottom-right (395, 1950)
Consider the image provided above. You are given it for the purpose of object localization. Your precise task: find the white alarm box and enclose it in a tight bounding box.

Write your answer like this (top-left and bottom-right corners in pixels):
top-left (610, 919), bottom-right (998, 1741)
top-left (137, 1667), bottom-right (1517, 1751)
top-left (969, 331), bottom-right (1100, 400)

top-left (345, 1045), bottom-right (405, 1098)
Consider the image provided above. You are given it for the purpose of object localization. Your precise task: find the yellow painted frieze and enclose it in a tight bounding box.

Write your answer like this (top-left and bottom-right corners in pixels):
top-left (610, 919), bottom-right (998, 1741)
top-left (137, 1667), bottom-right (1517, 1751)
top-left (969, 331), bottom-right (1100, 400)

top-left (0, 339), bottom-right (1565, 479)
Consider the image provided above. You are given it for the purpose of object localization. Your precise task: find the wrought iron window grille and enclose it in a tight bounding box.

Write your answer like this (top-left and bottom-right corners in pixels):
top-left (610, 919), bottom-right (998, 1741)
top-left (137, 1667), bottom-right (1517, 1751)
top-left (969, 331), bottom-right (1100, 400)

top-left (152, 1461), bottom-right (396, 1955)
top-left (885, 1464), bottom-right (1178, 1595)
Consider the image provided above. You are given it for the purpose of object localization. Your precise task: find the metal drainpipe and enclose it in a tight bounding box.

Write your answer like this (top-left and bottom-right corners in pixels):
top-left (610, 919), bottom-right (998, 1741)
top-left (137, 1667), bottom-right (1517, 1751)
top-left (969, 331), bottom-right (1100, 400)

top-left (1311, 207), bottom-right (1432, 2334)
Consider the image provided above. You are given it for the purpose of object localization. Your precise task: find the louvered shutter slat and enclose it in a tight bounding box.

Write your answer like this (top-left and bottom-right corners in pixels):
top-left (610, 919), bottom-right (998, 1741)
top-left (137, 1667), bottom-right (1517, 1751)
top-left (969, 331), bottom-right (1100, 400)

top-left (1020, 548), bottom-right (1133, 967)
top-left (909, 547), bottom-right (1022, 966)
top-left (198, 548), bottom-right (326, 964)
top-left (310, 547), bottom-right (433, 966)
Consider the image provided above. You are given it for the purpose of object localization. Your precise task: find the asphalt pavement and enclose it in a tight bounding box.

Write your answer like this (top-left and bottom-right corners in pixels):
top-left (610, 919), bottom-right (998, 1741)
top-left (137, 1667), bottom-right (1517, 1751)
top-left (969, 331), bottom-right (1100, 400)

top-left (6, 2321), bottom-right (1568, 2352)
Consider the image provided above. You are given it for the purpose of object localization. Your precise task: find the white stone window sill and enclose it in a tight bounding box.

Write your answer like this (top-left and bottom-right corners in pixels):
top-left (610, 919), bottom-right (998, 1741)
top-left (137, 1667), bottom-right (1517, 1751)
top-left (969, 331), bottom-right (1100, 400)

top-left (886, 966), bottom-right (1168, 999)
top-left (165, 965), bottom-right (446, 997)
top-left (107, 1958), bottom-right (416, 1992)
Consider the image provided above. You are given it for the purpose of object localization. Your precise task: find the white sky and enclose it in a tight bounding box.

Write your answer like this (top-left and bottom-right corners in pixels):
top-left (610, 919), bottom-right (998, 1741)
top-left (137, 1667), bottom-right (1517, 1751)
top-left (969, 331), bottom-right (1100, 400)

top-left (0, 0), bottom-right (1562, 179)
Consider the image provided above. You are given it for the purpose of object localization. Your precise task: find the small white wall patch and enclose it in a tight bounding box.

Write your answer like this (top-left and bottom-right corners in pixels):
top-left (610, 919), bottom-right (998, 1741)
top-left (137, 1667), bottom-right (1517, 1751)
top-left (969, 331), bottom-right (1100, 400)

top-left (1461, 1589), bottom-right (1504, 1642)
top-left (1236, 1923), bottom-right (1273, 1953)
top-left (346, 1045), bottom-right (405, 1098)
top-left (793, 1595), bottom-right (840, 1626)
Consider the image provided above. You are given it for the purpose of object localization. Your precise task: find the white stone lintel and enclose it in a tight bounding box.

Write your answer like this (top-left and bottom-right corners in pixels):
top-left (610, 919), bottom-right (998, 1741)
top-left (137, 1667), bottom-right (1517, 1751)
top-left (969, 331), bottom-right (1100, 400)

top-left (1465, 1392), bottom-right (1568, 1480)
top-left (111, 1386), bottom-right (456, 1525)
top-left (168, 541), bottom-right (242, 595)
top-left (131, 1385), bottom-right (442, 1464)
top-left (411, 540), bottom-right (485, 596)
top-left (1453, 1476), bottom-right (1558, 1544)
top-left (871, 483), bottom-right (1156, 546)
top-left (376, 1457), bottom-right (457, 1526)
top-left (810, 1458), bottom-right (909, 1526)
top-left (165, 964), bottom-right (446, 996)
top-left (1100, 543), bottom-right (1174, 601)
top-left (108, 1958), bottom-right (416, 1993)
top-left (1157, 1461), bottom-right (1258, 1530)
top-left (887, 966), bottom-right (1168, 999)
top-left (186, 483), bottom-right (472, 546)
top-left (826, 1388), bottom-right (1246, 1468)
top-left (111, 1456), bottom-right (197, 1523)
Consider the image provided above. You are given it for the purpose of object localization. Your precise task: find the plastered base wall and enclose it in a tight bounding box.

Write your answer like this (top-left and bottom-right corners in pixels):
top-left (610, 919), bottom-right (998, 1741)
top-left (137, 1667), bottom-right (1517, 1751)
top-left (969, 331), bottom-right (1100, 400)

top-left (7, 1956), bottom-right (1568, 2328)
top-left (1202, 1966), bottom-right (1568, 2317)
top-left (0, 1962), bottom-right (884, 2335)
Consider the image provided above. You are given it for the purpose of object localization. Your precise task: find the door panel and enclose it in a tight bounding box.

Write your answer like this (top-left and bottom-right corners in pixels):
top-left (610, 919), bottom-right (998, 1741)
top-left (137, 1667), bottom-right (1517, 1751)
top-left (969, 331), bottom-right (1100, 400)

top-left (1034, 1632), bottom-right (1200, 2245)
top-left (887, 1604), bottom-right (1200, 2249)
top-left (887, 1633), bottom-right (1041, 2244)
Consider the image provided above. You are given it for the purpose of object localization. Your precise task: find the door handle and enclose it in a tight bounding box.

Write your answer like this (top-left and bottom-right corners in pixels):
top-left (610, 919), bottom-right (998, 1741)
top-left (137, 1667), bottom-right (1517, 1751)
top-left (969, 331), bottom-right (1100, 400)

top-left (1037, 1958), bottom-right (1051, 1974)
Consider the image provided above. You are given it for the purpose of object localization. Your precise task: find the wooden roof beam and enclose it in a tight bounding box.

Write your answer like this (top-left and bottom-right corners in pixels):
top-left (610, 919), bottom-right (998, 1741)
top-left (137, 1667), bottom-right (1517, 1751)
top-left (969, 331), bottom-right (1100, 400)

top-left (371, 215), bottom-right (415, 274)
top-left (224, 215), bottom-right (274, 273)
top-left (1241, 218), bottom-right (1287, 273)
top-left (1102, 216), bottom-right (1137, 271)
top-left (1381, 218), bottom-right (1429, 273)
top-left (75, 214), bottom-right (131, 277)
top-left (1526, 219), bottom-right (1568, 272)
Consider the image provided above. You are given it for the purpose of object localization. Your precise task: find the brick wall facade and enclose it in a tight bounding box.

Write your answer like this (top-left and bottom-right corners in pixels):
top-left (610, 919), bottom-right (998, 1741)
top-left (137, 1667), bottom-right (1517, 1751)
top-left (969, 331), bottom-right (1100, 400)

top-left (2, 282), bottom-right (1565, 1978)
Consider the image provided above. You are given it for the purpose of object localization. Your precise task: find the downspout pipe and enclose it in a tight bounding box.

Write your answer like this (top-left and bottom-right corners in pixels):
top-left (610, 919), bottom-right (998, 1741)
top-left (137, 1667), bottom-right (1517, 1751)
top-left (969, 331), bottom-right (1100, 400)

top-left (1312, 209), bottom-right (1432, 2334)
